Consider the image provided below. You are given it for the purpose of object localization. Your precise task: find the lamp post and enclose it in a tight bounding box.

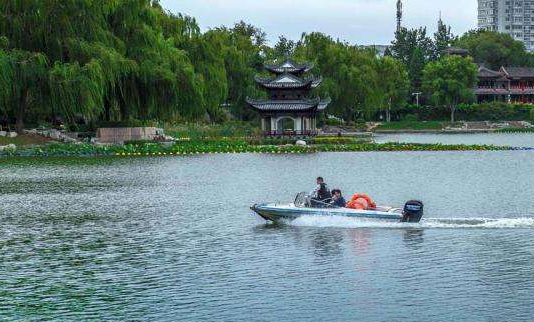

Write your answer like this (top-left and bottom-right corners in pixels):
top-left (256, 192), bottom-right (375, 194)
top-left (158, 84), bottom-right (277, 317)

top-left (412, 92), bottom-right (422, 107)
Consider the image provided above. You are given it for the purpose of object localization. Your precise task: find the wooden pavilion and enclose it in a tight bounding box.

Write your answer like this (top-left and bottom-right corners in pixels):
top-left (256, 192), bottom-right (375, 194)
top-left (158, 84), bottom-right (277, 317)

top-left (247, 59), bottom-right (330, 137)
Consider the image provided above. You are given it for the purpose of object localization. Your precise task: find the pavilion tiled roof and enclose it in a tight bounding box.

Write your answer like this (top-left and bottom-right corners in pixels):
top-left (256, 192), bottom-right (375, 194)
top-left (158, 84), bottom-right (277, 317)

top-left (246, 97), bottom-right (331, 112)
top-left (264, 59), bottom-right (314, 75)
top-left (254, 74), bottom-right (322, 89)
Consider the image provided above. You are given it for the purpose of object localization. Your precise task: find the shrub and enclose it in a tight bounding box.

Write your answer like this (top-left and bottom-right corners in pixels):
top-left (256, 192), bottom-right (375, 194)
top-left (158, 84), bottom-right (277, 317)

top-left (403, 114), bottom-right (419, 122)
top-left (531, 108), bottom-right (534, 122)
top-left (457, 102), bottom-right (532, 121)
top-left (376, 121), bottom-right (443, 131)
top-left (325, 117), bottom-right (345, 126)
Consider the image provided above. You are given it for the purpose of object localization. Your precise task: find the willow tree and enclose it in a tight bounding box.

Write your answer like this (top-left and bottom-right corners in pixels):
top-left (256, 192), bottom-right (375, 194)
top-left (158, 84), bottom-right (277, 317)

top-left (0, 0), bottom-right (269, 126)
top-left (48, 60), bottom-right (106, 123)
top-left (0, 50), bottom-right (48, 133)
top-left (188, 32), bottom-right (229, 121)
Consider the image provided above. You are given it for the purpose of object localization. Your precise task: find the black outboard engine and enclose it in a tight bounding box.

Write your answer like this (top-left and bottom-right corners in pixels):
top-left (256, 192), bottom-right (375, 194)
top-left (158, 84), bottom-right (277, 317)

top-left (401, 200), bottom-right (424, 223)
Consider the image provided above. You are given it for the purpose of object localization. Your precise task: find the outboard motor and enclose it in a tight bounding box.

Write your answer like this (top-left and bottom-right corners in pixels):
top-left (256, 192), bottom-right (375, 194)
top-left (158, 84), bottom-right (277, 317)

top-left (401, 200), bottom-right (424, 223)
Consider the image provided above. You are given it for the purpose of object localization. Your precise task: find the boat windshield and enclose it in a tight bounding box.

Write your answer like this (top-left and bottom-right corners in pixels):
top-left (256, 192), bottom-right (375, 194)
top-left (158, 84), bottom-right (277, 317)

top-left (294, 192), bottom-right (309, 207)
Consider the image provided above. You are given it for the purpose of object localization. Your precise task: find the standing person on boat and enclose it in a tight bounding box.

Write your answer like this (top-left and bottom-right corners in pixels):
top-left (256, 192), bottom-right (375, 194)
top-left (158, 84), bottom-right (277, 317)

top-left (330, 189), bottom-right (347, 208)
top-left (310, 177), bottom-right (332, 207)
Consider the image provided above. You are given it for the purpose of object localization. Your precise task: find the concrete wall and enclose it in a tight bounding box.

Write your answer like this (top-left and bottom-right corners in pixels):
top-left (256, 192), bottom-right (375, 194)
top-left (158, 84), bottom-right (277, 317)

top-left (96, 127), bottom-right (163, 143)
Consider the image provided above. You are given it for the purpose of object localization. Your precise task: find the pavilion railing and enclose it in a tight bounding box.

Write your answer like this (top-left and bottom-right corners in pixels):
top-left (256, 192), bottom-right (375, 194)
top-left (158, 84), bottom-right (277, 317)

top-left (263, 130), bottom-right (318, 137)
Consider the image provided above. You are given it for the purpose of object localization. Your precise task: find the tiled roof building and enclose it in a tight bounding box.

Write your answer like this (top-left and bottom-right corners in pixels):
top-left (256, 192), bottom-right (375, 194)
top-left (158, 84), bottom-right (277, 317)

top-left (475, 65), bottom-right (534, 102)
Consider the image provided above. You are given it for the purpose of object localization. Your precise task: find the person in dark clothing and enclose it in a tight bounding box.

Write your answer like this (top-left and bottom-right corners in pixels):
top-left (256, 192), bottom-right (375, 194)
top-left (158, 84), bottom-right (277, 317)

top-left (330, 189), bottom-right (347, 208)
top-left (310, 177), bottom-right (332, 207)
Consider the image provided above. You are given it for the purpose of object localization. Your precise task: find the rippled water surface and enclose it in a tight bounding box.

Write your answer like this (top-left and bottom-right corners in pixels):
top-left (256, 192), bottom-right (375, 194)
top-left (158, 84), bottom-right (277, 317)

top-left (1, 151), bottom-right (534, 321)
top-left (375, 132), bottom-right (534, 147)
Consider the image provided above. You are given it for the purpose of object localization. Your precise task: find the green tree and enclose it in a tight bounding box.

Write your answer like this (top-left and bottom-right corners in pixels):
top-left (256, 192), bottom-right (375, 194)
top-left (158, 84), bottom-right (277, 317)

top-left (455, 30), bottom-right (531, 69)
top-left (0, 50), bottom-right (48, 133)
top-left (422, 55), bottom-right (477, 122)
top-left (295, 32), bottom-right (385, 121)
top-left (273, 35), bottom-right (297, 59)
top-left (434, 17), bottom-right (456, 59)
top-left (212, 23), bottom-right (265, 120)
top-left (408, 47), bottom-right (426, 93)
top-left (377, 56), bottom-right (410, 122)
top-left (391, 27), bottom-right (434, 64)
top-left (391, 27), bottom-right (434, 94)
top-left (0, 0), bottom-right (213, 129)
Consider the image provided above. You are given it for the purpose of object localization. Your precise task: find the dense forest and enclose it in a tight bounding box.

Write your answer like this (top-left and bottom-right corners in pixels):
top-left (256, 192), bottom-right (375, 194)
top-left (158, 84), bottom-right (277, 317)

top-left (1, 0), bottom-right (534, 133)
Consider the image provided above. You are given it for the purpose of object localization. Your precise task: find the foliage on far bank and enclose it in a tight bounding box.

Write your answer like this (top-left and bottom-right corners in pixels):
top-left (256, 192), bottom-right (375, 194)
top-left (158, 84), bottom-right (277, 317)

top-left (396, 102), bottom-right (534, 122)
top-left (2, 2), bottom-right (534, 133)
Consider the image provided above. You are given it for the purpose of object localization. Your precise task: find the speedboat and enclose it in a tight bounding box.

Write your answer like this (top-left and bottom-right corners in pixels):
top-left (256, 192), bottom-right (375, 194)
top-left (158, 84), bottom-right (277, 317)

top-left (251, 193), bottom-right (424, 223)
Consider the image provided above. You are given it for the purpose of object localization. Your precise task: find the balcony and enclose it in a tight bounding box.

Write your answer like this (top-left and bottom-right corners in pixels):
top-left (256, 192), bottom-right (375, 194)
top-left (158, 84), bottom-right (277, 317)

top-left (474, 85), bottom-right (534, 95)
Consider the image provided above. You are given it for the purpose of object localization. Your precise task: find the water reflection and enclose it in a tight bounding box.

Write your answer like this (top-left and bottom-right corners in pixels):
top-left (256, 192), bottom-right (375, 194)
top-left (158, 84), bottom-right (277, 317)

top-left (309, 229), bottom-right (344, 257)
top-left (403, 229), bottom-right (425, 249)
top-left (348, 229), bottom-right (372, 255)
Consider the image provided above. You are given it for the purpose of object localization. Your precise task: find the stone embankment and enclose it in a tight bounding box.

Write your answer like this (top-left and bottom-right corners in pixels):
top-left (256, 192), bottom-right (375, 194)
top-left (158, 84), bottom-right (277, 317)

top-left (25, 129), bottom-right (80, 143)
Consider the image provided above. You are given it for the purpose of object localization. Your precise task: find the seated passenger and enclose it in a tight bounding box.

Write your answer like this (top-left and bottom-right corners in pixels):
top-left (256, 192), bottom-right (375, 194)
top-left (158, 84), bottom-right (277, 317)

top-left (330, 189), bottom-right (347, 208)
top-left (310, 176), bottom-right (332, 207)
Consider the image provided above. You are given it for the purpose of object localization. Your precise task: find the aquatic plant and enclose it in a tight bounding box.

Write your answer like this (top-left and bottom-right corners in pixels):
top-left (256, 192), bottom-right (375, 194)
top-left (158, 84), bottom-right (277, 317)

top-left (0, 140), bottom-right (512, 158)
top-left (495, 127), bottom-right (534, 133)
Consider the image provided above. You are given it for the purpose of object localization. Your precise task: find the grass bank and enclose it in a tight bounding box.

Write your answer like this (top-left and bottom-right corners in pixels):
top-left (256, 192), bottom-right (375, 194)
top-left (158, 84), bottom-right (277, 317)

top-left (0, 134), bottom-right (56, 146)
top-left (374, 121), bottom-right (445, 131)
top-left (0, 141), bottom-right (512, 158)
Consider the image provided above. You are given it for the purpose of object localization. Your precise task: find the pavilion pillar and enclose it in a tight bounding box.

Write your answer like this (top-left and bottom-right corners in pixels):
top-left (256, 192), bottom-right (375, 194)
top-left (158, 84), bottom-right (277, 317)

top-left (271, 118), bottom-right (277, 133)
top-left (261, 118), bottom-right (266, 131)
top-left (295, 117), bottom-right (302, 134)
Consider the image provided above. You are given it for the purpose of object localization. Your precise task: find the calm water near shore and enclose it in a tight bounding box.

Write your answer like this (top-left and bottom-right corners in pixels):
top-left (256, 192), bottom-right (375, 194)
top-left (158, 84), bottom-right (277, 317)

top-left (375, 132), bottom-right (534, 147)
top-left (1, 151), bottom-right (534, 321)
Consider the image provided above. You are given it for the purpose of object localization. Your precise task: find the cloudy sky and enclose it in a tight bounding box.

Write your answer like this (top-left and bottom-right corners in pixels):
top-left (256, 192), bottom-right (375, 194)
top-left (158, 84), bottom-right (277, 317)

top-left (160, 0), bottom-right (477, 45)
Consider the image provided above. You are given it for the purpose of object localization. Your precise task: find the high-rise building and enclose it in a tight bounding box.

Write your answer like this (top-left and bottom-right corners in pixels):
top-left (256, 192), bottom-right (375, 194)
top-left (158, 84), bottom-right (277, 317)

top-left (478, 0), bottom-right (534, 51)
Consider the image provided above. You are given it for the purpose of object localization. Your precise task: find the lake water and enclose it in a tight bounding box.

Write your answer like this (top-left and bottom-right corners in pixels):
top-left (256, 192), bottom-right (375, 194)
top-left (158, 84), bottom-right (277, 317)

top-left (375, 132), bottom-right (534, 148)
top-left (1, 151), bottom-right (534, 321)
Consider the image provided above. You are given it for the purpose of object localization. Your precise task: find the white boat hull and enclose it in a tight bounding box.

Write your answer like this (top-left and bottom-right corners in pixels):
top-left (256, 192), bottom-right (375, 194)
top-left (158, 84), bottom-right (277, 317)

top-left (251, 203), bottom-right (407, 222)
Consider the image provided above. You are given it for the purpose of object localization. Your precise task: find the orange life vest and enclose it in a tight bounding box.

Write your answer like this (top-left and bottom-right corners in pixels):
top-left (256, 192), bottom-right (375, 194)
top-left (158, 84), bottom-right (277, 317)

top-left (347, 194), bottom-right (376, 210)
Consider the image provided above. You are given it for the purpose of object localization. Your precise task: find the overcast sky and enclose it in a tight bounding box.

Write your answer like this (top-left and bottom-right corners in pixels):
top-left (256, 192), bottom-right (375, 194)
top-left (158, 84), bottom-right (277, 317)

top-left (160, 0), bottom-right (477, 45)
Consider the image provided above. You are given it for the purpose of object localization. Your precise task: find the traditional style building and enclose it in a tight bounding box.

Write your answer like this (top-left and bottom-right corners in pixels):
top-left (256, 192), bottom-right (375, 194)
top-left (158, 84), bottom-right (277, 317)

top-left (247, 59), bottom-right (331, 136)
top-left (475, 66), bottom-right (534, 103)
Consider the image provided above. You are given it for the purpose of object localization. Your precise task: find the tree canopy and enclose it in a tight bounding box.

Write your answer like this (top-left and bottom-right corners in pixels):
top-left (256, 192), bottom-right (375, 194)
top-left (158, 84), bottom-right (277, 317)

top-left (422, 55), bottom-right (477, 122)
top-left (0, 1), bottom-right (267, 131)
top-left (455, 30), bottom-right (532, 70)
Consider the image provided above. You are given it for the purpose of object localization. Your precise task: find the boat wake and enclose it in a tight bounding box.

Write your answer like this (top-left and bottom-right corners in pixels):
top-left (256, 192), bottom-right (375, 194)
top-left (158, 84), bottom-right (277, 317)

top-left (290, 216), bottom-right (534, 229)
